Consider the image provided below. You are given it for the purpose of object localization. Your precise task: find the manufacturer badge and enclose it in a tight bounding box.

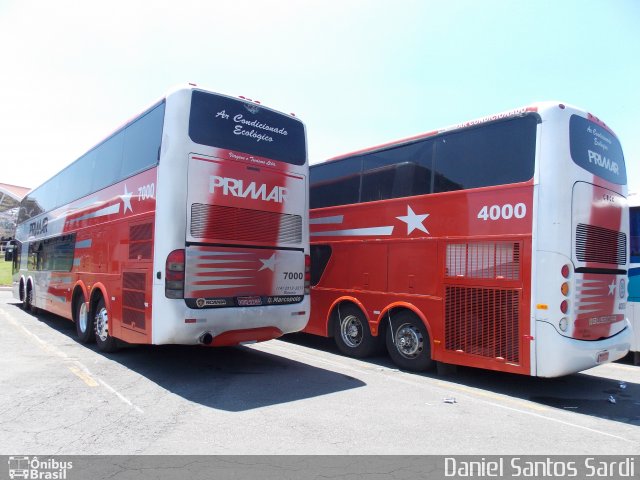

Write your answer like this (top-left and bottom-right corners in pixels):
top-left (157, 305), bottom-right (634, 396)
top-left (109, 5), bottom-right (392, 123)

top-left (243, 103), bottom-right (260, 115)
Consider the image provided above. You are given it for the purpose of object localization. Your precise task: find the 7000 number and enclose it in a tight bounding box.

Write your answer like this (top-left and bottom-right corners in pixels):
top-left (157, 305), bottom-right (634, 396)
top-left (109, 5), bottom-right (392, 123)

top-left (283, 272), bottom-right (303, 280)
top-left (477, 203), bottom-right (526, 221)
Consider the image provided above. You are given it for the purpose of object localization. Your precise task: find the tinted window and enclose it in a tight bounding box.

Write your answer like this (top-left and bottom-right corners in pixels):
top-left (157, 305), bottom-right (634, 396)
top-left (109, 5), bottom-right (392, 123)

top-left (27, 234), bottom-right (75, 271)
top-left (360, 141), bottom-right (433, 202)
top-left (570, 115), bottom-right (626, 185)
top-left (310, 115), bottom-right (537, 209)
top-left (310, 245), bottom-right (332, 286)
top-left (189, 90), bottom-right (306, 165)
top-left (56, 158), bottom-right (93, 207)
top-left (310, 157), bottom-right (361, 208)
top-left (631, 206), bottom-right (640, 264)
top-left (121, 103), bottom-right (165, 178)
top-left (433, 116), bottom-right (537, 193)
top-left (91, 131), bottom-right (124, 192)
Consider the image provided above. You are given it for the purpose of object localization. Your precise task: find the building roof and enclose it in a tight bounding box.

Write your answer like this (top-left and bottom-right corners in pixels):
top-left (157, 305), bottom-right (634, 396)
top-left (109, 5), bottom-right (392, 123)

top-left (0, 182), bottom-right (30, 213)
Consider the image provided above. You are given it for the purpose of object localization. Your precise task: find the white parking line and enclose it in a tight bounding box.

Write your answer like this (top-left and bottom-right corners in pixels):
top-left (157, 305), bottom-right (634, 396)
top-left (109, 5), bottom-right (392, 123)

top-left (1, 309), bottom-right (144, 414)
top-left (259, 340), bottom-right (637, 445)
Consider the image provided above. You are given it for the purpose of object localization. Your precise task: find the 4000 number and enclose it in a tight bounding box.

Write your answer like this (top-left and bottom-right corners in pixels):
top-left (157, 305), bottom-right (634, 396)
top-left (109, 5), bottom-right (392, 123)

top-left (477, 203), bottom-right (526, 221)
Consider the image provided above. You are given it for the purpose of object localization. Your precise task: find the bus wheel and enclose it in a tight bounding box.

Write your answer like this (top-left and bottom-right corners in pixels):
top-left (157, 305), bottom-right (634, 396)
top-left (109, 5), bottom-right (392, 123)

top-left (94, 297), bottom-right (118, 353)
top-left (386, 311), bottom-right (433, 371)
top-left (23, 284), bottom-right (36, 313)
top-left (333, 305), bottom-right (378, 358)
top-left (75, 296), bottom-right (95, 343)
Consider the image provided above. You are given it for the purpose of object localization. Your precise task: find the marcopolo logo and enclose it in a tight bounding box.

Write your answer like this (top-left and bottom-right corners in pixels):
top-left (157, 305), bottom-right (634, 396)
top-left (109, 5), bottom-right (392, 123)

top-left (8, 456), bottom-right (73, 479)
top-left (209, 175), bottom-right (288, 203)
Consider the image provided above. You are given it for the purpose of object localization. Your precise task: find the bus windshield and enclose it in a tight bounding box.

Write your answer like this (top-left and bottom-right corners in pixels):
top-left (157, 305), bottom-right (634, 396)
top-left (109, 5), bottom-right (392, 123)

top-left (188, 90), bottom-right (306, 165)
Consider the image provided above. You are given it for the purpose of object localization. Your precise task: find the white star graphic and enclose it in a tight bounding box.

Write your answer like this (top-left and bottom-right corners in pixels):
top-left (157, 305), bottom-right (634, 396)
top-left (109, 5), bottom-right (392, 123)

top-left (396, 206), bottom-right (430, 235)
top-left (121, 184), bottom-right (133, 214)
top-left (258, 253), bottom-right (277, 272)
top-left (608, 280), bottom-right (616, 296)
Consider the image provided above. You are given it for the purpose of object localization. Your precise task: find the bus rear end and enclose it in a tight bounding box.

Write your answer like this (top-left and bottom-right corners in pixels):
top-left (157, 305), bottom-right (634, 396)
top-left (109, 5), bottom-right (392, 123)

top-left (534, 104), bottom-right (631, 376)
top-left (153, 87), bottom-right (309, 346)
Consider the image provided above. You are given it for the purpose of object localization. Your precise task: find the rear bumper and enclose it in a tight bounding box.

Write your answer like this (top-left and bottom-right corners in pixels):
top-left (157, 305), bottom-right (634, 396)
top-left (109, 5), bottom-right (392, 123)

top-left (535, 319), bottom-right (631, 377)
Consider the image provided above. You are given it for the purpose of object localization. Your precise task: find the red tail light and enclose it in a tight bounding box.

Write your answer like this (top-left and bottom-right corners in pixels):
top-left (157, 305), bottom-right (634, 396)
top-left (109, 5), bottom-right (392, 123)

top-left (560, 300), bottom-right (568, 314)
top-left (304, 254), bottom-right (311, 295)
top-left (165, 249), bottom-right (185, 299)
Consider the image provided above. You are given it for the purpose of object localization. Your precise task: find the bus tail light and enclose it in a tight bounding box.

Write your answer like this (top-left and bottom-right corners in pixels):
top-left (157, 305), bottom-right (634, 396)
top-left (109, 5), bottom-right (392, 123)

top-left (165, 249), bottom-right (185, 299)
top-left (304, 254), bottom-right (310, 295)
top-left (561, 282), bottom-right (569, 296)
top-left (560, 300), bottom-right (568, 314)
top-left (561, 264), bottom-right (570, 278)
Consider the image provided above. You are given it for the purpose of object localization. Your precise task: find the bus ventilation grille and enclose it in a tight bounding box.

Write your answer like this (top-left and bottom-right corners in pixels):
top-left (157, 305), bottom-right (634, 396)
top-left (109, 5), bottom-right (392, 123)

top-left (191, 203), bottom-right (302, 244)
top-left (123, 272), bottom-right (146, 331)
top-left (445, 242), bottom-right (520, 280)
top-left (129, 223), bottom-right (153, 260)
top-left (575, 223), bottom-right (627, 265)
top-left (445, 286), bottom-right (520, 363)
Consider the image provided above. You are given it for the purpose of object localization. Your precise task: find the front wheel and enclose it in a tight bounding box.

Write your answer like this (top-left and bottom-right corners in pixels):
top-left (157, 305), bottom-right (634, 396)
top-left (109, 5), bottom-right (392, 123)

top-left (94, 298), bottom-right (118, 353)
top-left (386, 311), bottom-right (433, 371)
top-left (333, 305), bottom-right (379, 358)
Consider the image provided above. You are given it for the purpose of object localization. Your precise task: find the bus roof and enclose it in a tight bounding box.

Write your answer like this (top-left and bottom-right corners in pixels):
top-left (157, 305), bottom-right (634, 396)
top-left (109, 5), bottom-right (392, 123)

top-left (320, 101), bottom-right (616, 165)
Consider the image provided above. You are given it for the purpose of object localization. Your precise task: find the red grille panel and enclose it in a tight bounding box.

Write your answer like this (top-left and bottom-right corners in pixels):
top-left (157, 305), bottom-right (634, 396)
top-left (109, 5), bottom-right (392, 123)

top-left (191, 203), bottom-right (302, 244)
top-left (123, 308), bottom-right (146, 330)
top-left (129, 223), bottom-right (153, 260)
top-left (122, 271), bottom-right (146, 331)
top-left (123, 272), bottom-right (146, 291)
top-left (445, 286), bottom-right (520, 363)
top-left (446, 242), bottom-right (520, 280)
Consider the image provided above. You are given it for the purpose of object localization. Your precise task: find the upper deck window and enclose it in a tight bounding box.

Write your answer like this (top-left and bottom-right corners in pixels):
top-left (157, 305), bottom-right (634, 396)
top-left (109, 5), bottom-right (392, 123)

top-left (569, 115), bottom-right (626, 185)
top-left (189, 91), bottom-right (306, 166)
top-left (311, 114), bottom-right (537, 208)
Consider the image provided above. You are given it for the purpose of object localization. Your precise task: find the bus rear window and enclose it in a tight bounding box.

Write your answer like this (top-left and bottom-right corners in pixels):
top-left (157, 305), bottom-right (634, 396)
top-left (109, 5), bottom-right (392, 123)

top-left (569, 115), bottom-right (626, 185)
top-left (189, 90), bottom-right (306, 166)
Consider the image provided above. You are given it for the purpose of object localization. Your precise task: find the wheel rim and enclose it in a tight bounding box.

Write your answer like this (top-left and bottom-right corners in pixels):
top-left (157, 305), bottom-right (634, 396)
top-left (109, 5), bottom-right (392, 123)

top-left (95, 307), bottom-right (109, 341)
top-left (340, 314), bottom-right (363, 348)
top-left (394, 322), bottom-right (424, 359)
top-left (79, 302), bottom-right (88, 333)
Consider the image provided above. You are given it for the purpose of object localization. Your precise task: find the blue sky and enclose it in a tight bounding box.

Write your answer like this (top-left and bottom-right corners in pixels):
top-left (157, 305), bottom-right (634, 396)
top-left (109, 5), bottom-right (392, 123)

top-left (1, 0), bottom-right (638, 191)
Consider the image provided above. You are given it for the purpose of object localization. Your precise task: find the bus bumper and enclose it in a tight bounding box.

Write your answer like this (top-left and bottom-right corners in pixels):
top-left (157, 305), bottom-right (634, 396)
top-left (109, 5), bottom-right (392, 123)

top-left (535, 320), bottom-right (631, 377)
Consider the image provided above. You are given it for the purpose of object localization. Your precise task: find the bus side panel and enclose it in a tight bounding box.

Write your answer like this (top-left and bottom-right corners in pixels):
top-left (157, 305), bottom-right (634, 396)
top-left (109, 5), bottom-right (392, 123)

top-left (61, 168), bottom-right (159, 345)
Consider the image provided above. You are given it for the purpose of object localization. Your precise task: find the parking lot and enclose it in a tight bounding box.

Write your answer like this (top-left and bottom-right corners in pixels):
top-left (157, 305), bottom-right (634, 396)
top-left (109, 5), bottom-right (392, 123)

top-left (0, 290), bottom-right (638, 455)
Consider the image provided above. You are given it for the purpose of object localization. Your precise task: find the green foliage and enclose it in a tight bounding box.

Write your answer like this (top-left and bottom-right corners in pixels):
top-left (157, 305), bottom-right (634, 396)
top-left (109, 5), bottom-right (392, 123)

top-left (0, 260), bottom-right (12, 286)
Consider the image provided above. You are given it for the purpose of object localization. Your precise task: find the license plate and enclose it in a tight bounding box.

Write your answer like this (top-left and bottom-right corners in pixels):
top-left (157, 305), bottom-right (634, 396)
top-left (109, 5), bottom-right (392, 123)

top-left (596, 351), bottom-right (609, 363)
top-left (237, 296), bottom-right (262, 306)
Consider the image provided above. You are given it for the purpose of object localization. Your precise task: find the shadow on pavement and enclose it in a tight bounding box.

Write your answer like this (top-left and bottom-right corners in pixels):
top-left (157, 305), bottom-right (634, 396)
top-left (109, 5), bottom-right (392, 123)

top-left (10, 303), bottom-right (366, 412)
top-left (283, 332), bottom-right (640, 427)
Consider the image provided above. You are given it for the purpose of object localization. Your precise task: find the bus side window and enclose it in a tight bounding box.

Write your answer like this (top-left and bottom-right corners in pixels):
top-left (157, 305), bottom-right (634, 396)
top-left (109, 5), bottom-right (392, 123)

top-left (12, 242), bottom-right (21, 274)
top-left (310, 245), bottom-right (332, 286)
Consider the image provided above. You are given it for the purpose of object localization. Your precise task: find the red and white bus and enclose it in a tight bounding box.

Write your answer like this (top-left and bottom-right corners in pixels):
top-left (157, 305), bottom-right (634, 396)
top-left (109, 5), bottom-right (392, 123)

top-left (307, 102), bottom-right (631, 377)
top-left (9, 85), bottom-right (310, 352)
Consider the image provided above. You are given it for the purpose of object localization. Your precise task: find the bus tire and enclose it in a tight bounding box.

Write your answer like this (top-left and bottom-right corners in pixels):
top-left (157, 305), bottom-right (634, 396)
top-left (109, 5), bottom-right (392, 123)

top-left (23, 283), bottom-right (36, 314)
top-left (386, 310), bottom-right (433, 371)
top-left (94, 297), bottom-right (118, 353)
top-left (75, 296), bottom-right (95, 343)
top-left (333, 304), bottom-right (378, 358)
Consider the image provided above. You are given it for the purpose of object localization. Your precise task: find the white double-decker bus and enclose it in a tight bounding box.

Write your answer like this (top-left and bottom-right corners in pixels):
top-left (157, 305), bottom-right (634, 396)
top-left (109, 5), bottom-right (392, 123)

top-left (307, 102), bottom-right (630, 376)
top-left (9, 85), bottom-right (310, 352)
